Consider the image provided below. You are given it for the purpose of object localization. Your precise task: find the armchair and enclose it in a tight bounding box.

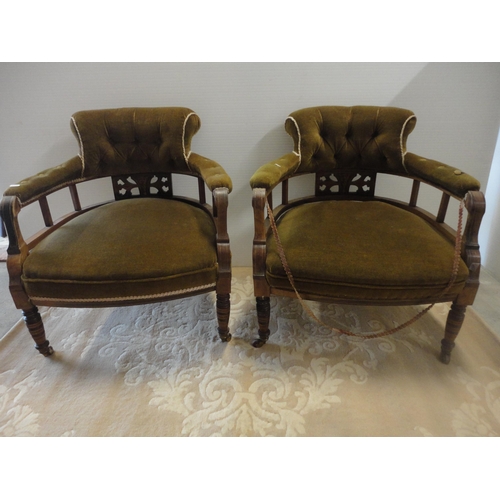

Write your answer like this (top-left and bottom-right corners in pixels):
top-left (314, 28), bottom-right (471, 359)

top-left (250, 106), bottom-right (485, 364)
top-left (1, 107), bottom-right (233, 356)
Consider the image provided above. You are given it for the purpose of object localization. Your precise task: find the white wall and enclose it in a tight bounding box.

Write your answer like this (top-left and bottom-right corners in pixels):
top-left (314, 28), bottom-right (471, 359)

top-left (1, 63), bottom-right (499, 269)
top-left (480, 130), bottom-right (500, 280)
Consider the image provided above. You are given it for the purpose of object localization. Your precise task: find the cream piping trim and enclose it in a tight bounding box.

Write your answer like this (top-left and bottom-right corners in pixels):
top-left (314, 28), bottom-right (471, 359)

top-left (71, 116), bottom-right (85, 177)
top-left (182, 112), bottom-right (197, 165)
top-left (286, 116), bottom-right (302, 165)
top-left (400, 114), bottom-right (416, 173)
top-left (31, 282), bottom-right (216, 303)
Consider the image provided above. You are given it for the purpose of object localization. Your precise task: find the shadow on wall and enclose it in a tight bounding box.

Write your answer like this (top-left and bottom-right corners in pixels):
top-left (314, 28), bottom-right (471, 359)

top-left (389, 62), bottom-right (500, 278)
top-left (480, 128), bottom-right (500, 280)
top-left (389, 62), bottom-right (500, 189)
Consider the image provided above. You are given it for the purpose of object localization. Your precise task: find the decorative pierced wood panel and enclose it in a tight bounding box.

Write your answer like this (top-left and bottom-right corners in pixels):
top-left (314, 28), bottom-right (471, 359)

top-left (315, 170), bottom-right (376, 197)
top-left (112, 173), bottom-right (173, 200)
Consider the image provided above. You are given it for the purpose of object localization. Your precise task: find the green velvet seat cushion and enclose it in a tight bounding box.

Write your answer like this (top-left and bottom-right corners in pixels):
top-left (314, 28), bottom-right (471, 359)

top-left (266, 200), bottom-right (469, 302)
top-left (22, 198), bottom-right (218, 303)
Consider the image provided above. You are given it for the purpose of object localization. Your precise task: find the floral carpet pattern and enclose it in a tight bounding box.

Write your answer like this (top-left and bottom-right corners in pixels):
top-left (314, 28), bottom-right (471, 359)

top-left (1, 269), bottom-right (499, 437)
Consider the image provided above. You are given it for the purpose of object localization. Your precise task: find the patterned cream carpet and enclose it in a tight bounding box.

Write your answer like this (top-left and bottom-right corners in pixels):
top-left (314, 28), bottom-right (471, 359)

top-left (0, 237), bottom-right (8, 262)
top-left (1, 268), bottom-right (499, 437)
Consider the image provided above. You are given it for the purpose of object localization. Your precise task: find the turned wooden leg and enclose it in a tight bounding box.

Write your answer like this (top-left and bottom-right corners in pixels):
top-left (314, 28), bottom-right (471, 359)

top-left (22, 306), bottom-right (54, 357)
top-left (253, 296), bottom-right (271, 348)
top-left (216, 293), bottom-right (231, 342)
top-left (440, 303), bottom-right (467, 364)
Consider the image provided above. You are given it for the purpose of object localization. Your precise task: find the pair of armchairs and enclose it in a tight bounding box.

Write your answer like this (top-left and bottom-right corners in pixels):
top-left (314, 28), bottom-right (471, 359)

top-left (1, 106), bottom-right (485, 365)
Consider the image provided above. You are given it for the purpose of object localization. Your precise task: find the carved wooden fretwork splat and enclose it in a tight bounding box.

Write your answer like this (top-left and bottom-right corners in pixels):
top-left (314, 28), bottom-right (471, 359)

top-left (315, 170), bottom-right (376, 197)
top-left (112, 173), bottom-right (172, 200)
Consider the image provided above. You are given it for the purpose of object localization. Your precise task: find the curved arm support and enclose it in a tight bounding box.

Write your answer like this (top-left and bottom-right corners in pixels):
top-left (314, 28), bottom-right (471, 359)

top-left (213, 187), bottom-right (231, 294)
top-left (252, 188), bottom-right (271, 297)
top-left (0, 196), bottom-right (26, 257)
top-left (188, 153), bottom-right (233, 193)
top-left (0, 196), bottom-right (32, 309)
top-left (3, 156), bottom-right (84, 206)
top-left (457, 190), bottom-right (486, 305)
top-left (249, 153), bottom-right (300, 192)
top-left (404, 152), bottom-right (481, 198)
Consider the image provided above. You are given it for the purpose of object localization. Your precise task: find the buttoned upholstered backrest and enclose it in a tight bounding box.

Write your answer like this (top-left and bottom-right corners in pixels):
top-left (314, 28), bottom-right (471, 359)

top-left (285, 106), bottom-right (417, 175)
top-left (70, 107), bottom-right (200, 179)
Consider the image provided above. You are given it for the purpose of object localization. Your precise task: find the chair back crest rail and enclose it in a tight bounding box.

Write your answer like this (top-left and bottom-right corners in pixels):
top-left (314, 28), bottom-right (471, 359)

top-left (112, 172), bottom-right (174, 200)
top-left (315, 169), bottom-right (377, 197)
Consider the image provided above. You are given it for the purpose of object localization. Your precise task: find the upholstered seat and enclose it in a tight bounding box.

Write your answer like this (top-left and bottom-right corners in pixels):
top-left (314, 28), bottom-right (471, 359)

top-left (266, 200), bottom-right (469, 302)
top-left (1, 107), bottom-right (233, 357)
top-left (251, 105), bottom-right (485, 364)
top-left (21, 198), bottom-right (218, 303)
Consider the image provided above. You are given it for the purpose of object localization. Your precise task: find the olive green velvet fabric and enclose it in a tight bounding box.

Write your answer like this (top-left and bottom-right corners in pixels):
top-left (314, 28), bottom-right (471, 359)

top-left (250, 106), bottom-right (416, 192)
top-left (404, 153), bottom-right (480, 198)
top-left (4, 107), bottom-right (232, 205)
top-left (287, 106), bottom-right (416, 175)
top-left (249, 152), bottom-right (301, 191)
top-left (250, 106), bottom-right (480, 196)
top-left (266, 200), bottom-right (469, 302)
top-left (4, 156), bottom-right (84, 206)
top-left (188, 152), bottom-right (233, 192)
top-left (70, 107), bottom-right (199, 178)
top-left (21, 198), bottom-right (218, 302)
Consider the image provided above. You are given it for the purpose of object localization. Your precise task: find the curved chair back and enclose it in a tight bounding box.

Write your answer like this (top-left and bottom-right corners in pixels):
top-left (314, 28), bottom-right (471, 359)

top-left (286, 105), bottom-right (416, 175)
top-left (70, 107), bottom-right (200, 179)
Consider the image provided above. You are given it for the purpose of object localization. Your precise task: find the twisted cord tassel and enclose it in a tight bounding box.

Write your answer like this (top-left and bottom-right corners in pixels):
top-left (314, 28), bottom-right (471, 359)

top-left (267, 199), bottom-right (465, 339)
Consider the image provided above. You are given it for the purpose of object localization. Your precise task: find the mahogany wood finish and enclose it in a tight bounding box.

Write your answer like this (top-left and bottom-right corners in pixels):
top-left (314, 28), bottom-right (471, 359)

top-left (22, 306), bottom-right (54, 357)
top-left (216, 293), bottom-right (231, 342)
top-left (112, 172), bottom-right (173, 200)
top-left (254, 297), bottom-right (271, 348)
top-left (315, 170), bottom-right (377, 197)
top-left (252, 171), bottom-right (485, 364)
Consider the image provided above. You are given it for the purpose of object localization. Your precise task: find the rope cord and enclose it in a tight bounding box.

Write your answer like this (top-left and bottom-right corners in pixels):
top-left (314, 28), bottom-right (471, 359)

top-left (267, 198), bottom-right (465, 339)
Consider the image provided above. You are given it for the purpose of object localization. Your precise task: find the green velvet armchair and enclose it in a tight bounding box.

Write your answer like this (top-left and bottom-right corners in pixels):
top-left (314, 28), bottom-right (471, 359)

top-left (250, 105), bottom-right (485, 364)
top-left (1, 107), bottom-right (233, 356)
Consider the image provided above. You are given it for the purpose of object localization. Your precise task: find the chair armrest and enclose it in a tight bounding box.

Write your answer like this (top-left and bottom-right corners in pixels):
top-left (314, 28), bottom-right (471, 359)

top-left (0, 195), bottom-right (27, 257)
top-left (404, 152), bottom-right (481, 198)
top-left (458, 190), bottom-right (486, 305)
top-left (3, 156), bottom-right (84, 206)
top-left (212, 187), bottom-right (231, 293)
top-left (252, 188), bottom-right (271, 296)
top-left (249, 153), bottom-right (300, 192)
top-left (0, 195), bottom-right (33, 309)
top-left (188, 153), bottom-right (232, 193)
